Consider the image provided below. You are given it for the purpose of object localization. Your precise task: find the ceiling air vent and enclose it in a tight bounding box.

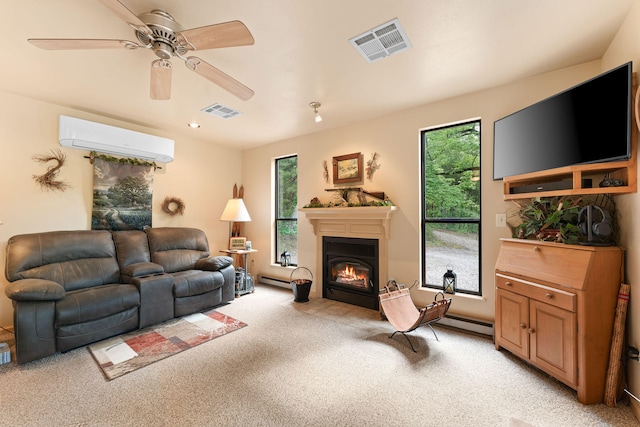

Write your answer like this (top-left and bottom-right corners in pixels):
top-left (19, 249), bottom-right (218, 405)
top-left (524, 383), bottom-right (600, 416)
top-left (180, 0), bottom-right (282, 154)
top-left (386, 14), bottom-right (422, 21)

top-left (349, 18), bottom-right (411, 63)
top-left (201, 103), bottom-right (242, 119)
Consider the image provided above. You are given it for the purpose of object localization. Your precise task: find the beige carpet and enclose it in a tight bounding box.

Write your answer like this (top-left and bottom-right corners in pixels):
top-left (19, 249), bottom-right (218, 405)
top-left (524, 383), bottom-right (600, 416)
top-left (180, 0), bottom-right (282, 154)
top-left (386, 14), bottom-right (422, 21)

top-left (0, 284), bottom-right (637, 426)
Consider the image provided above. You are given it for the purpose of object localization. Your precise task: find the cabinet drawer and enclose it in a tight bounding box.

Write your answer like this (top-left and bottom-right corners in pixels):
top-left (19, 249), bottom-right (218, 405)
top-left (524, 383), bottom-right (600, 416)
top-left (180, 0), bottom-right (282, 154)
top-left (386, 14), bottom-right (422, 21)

top-left (495, 241), bottom-right (592, 289)
top-left (496, 274), bottom-right (576, 312)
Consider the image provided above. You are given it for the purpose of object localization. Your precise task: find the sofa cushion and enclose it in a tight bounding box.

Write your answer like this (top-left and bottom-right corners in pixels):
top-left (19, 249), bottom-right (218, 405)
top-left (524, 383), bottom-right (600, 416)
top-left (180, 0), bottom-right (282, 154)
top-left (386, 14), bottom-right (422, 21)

top-left (112, 230), bottom-right (151, 267)
top-left (145, 227), bottom-right (210, 273)
top-left (55, 284), bottom-right (140, 327)
top-left (6, 230), bottom-right (120, 292)
top-left (172, 270), bottom-right (223, 298)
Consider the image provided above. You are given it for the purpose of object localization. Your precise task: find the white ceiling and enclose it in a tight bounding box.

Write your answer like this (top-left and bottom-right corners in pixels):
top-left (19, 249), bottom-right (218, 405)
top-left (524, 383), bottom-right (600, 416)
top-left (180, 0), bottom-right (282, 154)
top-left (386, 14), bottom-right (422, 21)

top-left (0, 0), bottom-right (635, 150)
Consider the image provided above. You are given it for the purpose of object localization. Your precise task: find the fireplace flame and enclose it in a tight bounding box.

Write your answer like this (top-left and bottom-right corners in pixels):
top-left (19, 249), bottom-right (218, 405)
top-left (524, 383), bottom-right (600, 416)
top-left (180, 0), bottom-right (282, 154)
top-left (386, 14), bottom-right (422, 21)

top-left (335, 264), bottom-right (368, 288)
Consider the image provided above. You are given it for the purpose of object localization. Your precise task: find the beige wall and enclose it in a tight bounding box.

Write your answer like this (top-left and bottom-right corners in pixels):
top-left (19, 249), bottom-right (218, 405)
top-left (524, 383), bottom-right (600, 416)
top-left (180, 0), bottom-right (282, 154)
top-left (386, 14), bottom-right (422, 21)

top-left (242, 61), bottom-right (602, 323)
top-left (3, 3), bottom-right (640, 412)
top-left (0, 91), bottom-right (243, 327)
top-left (603, 0), bottom-right (640, 416)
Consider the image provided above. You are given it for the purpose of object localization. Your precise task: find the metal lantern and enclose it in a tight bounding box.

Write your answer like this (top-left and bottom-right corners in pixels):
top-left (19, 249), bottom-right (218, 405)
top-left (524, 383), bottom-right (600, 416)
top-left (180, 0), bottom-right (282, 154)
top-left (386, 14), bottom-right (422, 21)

top-left (280, 251), bottom-right (291, 267)
top-left (443, 265), bottom-right (457, 294)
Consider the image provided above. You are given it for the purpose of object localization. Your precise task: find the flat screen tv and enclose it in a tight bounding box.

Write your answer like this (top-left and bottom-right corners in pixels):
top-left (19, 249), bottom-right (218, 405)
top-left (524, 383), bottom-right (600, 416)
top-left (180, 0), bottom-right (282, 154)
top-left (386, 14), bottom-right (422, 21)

top-left (493, 61), bottom-right (632, 180)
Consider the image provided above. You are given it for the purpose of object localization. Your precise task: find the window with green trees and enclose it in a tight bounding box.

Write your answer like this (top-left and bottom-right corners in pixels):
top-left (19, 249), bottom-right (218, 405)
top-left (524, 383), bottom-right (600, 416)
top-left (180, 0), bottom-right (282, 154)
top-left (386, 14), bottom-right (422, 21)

top-left (275, 155), bottom-right (298, 266)
top-left (421, 121), bottom-right (481, 295)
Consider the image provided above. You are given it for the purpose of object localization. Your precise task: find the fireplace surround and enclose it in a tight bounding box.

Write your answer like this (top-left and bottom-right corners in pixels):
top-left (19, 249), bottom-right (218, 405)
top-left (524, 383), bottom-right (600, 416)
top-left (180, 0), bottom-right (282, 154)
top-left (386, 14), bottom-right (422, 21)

top-left (300, 206), bottom-right (396, 309)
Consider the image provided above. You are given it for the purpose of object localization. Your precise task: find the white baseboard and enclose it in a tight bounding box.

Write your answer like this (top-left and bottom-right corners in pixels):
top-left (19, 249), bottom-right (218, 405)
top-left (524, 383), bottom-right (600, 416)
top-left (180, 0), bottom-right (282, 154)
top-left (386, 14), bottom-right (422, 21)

top-left (258, 274), bottom-right (291, 289)
top-left (438, 315), bottom-right (494, 337)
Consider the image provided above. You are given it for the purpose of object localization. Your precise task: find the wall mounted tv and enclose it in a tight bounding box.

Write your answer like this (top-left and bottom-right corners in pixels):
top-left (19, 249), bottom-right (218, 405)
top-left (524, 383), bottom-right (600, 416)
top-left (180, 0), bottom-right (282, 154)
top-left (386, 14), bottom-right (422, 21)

top-left (493, 61), bottom-right (632, 180)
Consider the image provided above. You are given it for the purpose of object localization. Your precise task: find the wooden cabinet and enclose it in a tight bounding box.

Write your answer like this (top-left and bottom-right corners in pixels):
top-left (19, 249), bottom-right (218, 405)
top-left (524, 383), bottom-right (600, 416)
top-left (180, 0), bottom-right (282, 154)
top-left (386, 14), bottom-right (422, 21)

top-left (494, 239), bottom-right (624, 404)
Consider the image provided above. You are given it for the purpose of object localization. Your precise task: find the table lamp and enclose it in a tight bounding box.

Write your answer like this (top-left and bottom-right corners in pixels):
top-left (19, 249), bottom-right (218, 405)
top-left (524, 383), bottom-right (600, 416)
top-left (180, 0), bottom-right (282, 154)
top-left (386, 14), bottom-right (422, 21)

top-left (220, 198), bottom-right (252, 239)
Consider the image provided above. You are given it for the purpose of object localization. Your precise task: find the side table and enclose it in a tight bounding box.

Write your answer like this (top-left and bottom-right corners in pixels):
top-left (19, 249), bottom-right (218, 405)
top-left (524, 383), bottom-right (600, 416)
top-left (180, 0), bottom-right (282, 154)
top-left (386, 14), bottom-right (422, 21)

top-left (220, 249), bottom-right (257, 297)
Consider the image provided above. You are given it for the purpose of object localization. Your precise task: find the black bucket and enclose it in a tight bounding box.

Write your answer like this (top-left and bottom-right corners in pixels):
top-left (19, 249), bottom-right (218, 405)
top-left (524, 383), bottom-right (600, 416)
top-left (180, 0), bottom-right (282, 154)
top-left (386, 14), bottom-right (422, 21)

top-left (290, 267), bottom-right (313, 302)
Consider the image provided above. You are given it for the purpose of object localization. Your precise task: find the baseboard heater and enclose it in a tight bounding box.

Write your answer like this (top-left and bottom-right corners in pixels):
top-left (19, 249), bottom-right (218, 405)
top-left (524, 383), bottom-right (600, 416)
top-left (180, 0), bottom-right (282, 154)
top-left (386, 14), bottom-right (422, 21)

top-left (438, 315), bottom-right (494, 337)
top-left (257, 274), bottom-right (291, 289)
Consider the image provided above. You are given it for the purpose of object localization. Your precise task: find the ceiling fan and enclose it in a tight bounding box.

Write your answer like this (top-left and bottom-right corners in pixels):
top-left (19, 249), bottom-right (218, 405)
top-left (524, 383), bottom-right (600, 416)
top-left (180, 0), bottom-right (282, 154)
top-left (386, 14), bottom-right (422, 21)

top-left (28, 0), bottom-right (254, 101)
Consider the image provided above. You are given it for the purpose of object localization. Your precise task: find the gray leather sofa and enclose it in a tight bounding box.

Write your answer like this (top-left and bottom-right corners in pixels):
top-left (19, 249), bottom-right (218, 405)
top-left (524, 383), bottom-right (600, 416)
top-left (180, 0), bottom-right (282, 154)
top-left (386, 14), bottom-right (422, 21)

top-left (4, 227), bottom-right (234, 364)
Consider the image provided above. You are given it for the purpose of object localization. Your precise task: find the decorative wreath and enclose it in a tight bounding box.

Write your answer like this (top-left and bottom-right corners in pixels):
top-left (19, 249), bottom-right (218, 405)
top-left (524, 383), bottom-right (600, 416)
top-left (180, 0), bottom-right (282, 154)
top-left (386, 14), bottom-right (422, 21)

top-left (162, 196), bottom-right (185, 216)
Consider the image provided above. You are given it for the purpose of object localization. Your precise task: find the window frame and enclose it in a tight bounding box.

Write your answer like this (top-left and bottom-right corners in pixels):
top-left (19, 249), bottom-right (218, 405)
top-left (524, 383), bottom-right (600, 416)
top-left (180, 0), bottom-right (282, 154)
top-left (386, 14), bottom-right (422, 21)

top-left (274, 154), bottom-right (298, 266)
top-left (420, 120), bottom-right (482, 296)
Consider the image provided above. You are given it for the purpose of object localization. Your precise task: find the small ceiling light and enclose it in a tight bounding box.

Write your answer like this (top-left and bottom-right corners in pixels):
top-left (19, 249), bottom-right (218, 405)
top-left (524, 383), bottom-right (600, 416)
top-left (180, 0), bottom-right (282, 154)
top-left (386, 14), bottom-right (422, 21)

top-left (309, 101), bottom-right (322, 123)
top-left (188, 122), bottom-right (200, 128)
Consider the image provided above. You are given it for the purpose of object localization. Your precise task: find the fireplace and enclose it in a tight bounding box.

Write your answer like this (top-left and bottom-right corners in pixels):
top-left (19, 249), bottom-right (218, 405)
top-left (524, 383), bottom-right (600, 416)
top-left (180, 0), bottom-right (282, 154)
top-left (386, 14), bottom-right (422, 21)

top-left (300, 205), bottom-right (396, 308)
top-left (323, 236), bottom-right (379, 310)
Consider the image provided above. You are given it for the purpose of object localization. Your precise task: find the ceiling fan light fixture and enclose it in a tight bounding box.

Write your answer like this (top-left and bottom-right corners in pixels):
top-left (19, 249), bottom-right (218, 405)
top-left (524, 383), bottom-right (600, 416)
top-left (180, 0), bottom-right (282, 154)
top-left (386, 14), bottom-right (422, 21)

top-left (28, 1), bottom-right (255, 102)
top-left (309, 101), bottom-right (322, 123)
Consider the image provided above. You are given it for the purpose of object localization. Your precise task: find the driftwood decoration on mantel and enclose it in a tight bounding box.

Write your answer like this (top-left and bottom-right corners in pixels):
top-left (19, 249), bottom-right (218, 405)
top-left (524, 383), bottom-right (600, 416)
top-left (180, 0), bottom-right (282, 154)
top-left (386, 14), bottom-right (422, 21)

top-left (32, 148), bottom-right (70, 192)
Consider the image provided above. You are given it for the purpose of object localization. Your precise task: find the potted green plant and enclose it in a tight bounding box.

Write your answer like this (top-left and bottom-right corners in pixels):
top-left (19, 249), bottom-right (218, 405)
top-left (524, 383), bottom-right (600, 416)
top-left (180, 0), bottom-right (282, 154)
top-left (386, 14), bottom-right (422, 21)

top-left (512, 196), bottom-right (583, 244)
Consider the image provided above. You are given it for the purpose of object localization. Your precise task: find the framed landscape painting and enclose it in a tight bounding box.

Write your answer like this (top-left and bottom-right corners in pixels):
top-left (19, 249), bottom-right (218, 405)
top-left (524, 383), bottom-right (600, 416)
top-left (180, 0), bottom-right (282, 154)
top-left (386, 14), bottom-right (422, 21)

top-left (332, 152), bottom-right (362, 184)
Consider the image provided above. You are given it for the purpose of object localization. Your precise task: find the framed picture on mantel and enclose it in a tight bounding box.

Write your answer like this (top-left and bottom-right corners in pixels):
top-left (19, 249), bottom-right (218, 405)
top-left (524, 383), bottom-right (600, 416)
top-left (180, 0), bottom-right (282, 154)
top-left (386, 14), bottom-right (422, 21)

top-left (333, 152), bottom-right (362, 184)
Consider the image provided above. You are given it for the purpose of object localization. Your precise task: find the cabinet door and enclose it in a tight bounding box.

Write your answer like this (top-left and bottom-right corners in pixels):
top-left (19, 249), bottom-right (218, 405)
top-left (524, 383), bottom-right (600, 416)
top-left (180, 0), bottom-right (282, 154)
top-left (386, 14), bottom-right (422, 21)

top-left (530, 299), bottom-right (577, 387)
top-left (495, 288), bottom-right (529, 359)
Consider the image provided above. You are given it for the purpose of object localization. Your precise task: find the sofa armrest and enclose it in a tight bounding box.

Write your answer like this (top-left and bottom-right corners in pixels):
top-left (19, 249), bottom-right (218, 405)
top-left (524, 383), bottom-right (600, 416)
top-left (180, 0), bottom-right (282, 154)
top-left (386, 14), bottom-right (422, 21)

top-left (120, 262), bottom-right (164, 283)
top-left (196, 256), bottom-right (233, 272)
top-left (5, 279), bottom-right (65, 302)
top-left (131, 274), bottom-right (174, 328)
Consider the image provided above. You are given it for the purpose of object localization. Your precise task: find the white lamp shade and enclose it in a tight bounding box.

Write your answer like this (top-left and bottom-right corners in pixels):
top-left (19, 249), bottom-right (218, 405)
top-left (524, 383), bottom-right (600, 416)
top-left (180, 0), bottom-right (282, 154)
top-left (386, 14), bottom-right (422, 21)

top-left (220, 198), bottom-right (252, 222)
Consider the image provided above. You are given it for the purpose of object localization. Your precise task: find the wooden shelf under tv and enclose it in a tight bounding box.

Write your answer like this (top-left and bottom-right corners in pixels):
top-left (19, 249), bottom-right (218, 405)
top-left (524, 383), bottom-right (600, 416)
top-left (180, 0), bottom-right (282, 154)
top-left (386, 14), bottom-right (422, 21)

top-left (502, 159), bottom-right (637, 200)
top-left (503, 71), bottom-right (638, 200)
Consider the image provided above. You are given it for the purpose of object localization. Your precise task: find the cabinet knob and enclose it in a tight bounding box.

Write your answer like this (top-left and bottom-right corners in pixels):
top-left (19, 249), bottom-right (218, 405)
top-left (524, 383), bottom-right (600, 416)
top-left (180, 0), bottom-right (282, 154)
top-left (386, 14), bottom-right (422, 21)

top-left (533, 246), bottom-right (540, 252)
top-left (528, 328), bottom-right (535, 334)
top-left (545, 293), bottom-right (553, 299)
top-left (505, 281), bottom-right (512, 286)
top-left (519, 323), bottom-right (526, 329)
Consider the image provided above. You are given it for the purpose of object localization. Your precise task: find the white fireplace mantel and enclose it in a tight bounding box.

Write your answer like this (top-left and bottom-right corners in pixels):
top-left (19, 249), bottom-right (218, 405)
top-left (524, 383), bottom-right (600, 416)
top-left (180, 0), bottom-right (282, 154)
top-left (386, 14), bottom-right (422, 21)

top-left (299, 205), bottom-right (396, 239)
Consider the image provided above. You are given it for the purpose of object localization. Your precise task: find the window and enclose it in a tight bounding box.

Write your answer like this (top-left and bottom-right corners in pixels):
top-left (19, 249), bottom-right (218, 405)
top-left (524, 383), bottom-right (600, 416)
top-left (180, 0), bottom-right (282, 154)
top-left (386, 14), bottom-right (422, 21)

top-left (275, 155), bottom-right (298, 266)
top-left (421, 121), bottom-right (481, 295)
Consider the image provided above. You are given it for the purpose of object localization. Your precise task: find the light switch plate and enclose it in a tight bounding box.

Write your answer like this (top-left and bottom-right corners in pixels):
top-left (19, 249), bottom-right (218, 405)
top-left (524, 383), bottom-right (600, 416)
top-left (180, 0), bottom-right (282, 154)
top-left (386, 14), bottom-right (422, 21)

top-left (496, 213), bottom-right (507, 227)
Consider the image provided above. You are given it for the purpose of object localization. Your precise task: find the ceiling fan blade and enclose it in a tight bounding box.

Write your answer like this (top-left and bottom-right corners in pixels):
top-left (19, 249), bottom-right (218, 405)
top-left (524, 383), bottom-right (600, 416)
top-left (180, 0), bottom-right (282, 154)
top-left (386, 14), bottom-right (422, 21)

top-left (185, 56), bottom-right (254, 100)
top-left (28, 38), bottom-right (139, 50)
top-left (150, 60), bottom-right (172, 100)
top-left (98, 0), bottom-right (153, 37)
top-left (178, 21), bottom-right (254, 50)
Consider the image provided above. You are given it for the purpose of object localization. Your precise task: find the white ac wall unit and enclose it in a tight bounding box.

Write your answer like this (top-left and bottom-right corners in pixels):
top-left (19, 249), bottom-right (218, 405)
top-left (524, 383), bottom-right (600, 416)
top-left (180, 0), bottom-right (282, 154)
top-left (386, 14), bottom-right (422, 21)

top-left (59, 115), bottom-right (174, 163)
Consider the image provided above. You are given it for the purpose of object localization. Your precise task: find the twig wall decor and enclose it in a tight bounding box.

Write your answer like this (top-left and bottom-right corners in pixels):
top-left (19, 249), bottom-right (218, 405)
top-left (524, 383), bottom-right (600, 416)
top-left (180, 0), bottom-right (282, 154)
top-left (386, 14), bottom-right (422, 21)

top-left (32, 148), bottom-right (70, 192)
top-left (366, 152), bottom-right (381, 180)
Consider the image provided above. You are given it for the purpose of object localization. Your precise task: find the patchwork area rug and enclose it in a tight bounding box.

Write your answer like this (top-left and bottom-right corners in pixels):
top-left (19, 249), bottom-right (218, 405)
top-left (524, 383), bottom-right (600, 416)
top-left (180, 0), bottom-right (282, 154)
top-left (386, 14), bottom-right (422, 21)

top-left (89, 310), bottom-right (247, 380)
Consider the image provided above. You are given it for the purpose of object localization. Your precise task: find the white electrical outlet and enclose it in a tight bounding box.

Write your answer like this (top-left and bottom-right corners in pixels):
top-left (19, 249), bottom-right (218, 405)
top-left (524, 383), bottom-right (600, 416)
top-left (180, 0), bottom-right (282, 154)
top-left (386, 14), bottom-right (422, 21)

top-left (496, 213), bottom-right (507, 227)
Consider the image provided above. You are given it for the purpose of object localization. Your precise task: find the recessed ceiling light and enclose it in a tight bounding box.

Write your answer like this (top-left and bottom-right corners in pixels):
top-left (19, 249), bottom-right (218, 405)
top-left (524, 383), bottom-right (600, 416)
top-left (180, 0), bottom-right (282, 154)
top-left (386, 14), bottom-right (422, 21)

top-left (188, 122), bottom-right (200, 128)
